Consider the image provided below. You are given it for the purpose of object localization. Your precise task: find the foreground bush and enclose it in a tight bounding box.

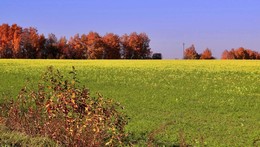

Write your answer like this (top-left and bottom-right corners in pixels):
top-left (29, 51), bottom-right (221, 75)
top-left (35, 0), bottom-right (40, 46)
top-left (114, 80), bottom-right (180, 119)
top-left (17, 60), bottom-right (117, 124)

top-left (4, 66), bottom-right (128, 146)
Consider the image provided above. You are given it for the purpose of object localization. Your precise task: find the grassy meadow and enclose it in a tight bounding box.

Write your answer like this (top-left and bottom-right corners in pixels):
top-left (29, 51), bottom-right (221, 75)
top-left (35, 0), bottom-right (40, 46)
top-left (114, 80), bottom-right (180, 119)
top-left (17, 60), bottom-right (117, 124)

top-left (0, 59), bottom-right (259, 146)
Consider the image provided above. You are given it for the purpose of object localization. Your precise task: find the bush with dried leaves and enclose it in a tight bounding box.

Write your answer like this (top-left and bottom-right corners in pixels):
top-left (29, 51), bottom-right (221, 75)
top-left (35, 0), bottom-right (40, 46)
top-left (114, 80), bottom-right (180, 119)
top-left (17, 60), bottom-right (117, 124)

top-left (5, 66), bottom-right (128, 146)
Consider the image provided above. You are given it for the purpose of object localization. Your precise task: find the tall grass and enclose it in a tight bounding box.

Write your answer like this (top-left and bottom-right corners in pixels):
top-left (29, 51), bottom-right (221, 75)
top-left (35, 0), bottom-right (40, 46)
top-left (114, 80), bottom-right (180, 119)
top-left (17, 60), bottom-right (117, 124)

top-left (0, 123), bottom-right (57, 146)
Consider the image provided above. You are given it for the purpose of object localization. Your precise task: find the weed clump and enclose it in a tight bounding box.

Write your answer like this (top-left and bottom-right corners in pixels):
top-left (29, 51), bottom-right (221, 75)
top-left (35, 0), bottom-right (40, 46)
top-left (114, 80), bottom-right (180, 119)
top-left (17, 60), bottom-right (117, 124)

top-left (4, 66), bottom-right (128, 146)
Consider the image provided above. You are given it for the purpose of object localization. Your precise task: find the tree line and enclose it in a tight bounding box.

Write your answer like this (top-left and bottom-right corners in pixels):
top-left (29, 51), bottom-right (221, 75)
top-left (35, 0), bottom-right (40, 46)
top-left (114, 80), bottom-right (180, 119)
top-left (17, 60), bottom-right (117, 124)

top-left (183, 44), bottom-right (260, 60)
top-left (0, 23), bottom-right (151, 59)
top-left (1, 23), bottom-right (260, 60)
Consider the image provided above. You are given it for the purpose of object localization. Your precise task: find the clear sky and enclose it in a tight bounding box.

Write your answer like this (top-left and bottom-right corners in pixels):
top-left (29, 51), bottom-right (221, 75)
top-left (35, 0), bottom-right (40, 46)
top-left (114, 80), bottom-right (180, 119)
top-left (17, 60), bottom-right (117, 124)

top-left (1, 0), bottom-right (260, 59)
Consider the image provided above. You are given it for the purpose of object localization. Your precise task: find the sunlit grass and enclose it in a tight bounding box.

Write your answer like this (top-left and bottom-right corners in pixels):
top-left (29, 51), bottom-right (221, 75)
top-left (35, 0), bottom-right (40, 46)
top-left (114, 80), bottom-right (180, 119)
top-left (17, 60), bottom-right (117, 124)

top-left (0, 59), bottom-right (260, 146)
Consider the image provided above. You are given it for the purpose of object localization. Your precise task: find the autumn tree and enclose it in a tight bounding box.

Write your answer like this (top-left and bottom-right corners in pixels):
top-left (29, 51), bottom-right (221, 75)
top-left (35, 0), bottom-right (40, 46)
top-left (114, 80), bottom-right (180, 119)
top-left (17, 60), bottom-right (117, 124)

top-left (200, 48), bottom-right (214, 59)
top-left (184, 44), bottom-right (199, 59)
top-left (28, 27), bottom-right (39, 58)
top-left (221, 50), bottom-right (232, 59)
top-left (57, 36), bottom-right (68, 59)
top-left (102, 33), bottom-right (121, 59)
top-left (19, 27), bottom-right (40, 58)
top-left (80, 34), bottom-right (88, 58)
top-left (256, 52), bottom-right (260, 59)
top-left (246, 49), bottom-right (255, 59)
top-left (221, 49), bottom-right (235, 60)
top-left (37, 34), bottom-right (47, 58)
top-left (120, 32), bottom-right (151, 59)
top-left (0, 24), bottom-right (23, 58)
top-left (0, 24), bottom-right (12, 58)
top-left (20, 28), bottom-right (31, 58)
top-left (86, 32), bottom-right (104, 59)
top-left (221, 47), bottom-right (260, 60)
top-left (229, 49), bottom-right (236, 59)
top-left (120, 34), bottom-right (130, 59)
top-left (10, 24), bottom-right (22, 58)
top-left (68, 34), bottom-right (87, 59)
top-left (45, 33), bottom-right (59, 59)
top-left (247, 50), bottom-right (260, 59)
top-left (234, 47), bottom-right (248, 59)
top-left (136, 33), bottom-right (151, 59)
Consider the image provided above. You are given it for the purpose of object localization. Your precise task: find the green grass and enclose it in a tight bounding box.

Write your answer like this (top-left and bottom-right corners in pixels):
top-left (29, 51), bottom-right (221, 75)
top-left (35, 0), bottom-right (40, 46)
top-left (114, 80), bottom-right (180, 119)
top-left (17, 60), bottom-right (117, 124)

top-left (0, 59), bottom-right (260, 146)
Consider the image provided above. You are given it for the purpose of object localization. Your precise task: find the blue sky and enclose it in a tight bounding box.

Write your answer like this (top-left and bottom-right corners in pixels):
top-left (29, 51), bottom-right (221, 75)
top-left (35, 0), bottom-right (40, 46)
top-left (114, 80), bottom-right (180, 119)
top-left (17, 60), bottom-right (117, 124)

top-left (1, 0), bottom-right (260, 58)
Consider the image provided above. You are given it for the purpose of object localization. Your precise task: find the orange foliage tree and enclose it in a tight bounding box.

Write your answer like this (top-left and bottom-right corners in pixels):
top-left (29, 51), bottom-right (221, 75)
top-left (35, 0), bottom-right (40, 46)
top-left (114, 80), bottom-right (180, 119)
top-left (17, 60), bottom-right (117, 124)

top-left (221, 47), bottom-right (260, 60)
top-left (120, 32), bottom-right (151, 59)
top-left (103, 33), bottom-right (121, 59)
top-left (86, 32), bottom-right (104, 59)
top-left (21, 27), bottom-right (39, 59)
top-left (0, 24), bottom-right (12, 58)
top-left (57, 36), bottom-right (69, 59)
top-left (200, 48), bottom-right (214, 59)
top-left (68, 34), bottom-right (87, 59)
top-left (183, 44), bottom-right (199, 59)
top-left (10, 24), bottom-right (22, 58)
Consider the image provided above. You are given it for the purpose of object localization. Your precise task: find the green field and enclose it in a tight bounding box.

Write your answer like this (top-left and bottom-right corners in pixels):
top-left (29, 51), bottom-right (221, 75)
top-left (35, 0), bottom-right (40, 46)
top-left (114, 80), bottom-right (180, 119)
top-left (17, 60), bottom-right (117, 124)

top-left (0, 59), bottom-right (260, 146)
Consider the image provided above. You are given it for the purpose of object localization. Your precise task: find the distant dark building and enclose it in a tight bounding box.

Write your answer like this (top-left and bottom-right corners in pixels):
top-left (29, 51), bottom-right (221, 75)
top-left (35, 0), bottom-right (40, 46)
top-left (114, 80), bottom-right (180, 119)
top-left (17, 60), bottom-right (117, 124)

top-left (152, 53), bottom-right (162, 59)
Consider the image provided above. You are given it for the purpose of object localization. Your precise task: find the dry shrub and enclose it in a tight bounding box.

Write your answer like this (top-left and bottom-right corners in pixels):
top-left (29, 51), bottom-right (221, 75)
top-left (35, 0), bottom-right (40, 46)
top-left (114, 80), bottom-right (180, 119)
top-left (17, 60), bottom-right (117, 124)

top-left (5, 66), bottom-right (128, 146)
